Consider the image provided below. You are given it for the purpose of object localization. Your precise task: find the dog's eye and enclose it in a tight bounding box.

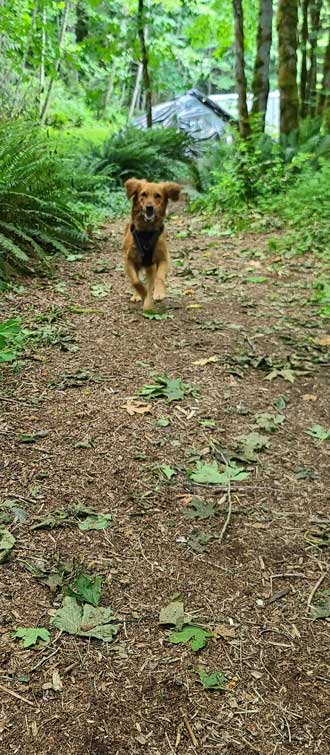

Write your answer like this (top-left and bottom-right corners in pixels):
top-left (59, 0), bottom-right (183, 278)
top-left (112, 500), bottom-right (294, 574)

top-left (140, 191), bottom-right (147, 198)
top-left (154, 193), bottom-right (161, 199)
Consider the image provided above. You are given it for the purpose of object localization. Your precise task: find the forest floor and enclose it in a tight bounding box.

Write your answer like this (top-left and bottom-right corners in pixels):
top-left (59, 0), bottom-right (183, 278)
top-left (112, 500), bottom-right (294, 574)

top-left (0, 206), bottom-right (330, 755)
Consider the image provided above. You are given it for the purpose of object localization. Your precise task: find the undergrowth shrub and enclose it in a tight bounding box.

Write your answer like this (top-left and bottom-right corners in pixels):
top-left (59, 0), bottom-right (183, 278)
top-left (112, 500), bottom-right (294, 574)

top-left (83, 126), bottom-right (196, 184)
top-left (0, 119), bottom-right (106, 276)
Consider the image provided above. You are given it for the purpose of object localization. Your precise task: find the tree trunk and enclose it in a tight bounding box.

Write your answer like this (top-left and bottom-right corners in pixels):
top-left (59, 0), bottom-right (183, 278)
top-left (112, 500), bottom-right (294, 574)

top-left (300, 0), bottom-right (310, 117)
top-left (128, 63), bottom-right (143, 119)
top-left (75, 0), bottom-right (88, 42)
top-left (307, 0), bottom-right (323, 116)
top-left (40, 0), bottom-right (71, 126)
top-left (137, 0), bottom-right (152, 128)
top-left (317, 30), bottom-right (330, 119)
top-left (39, 5), bottom-right (47, 115)
top-left (251, 0), bottom-right (273, 130)
top-left (232, 0), bottom-right (250, 138)
top-left (277, 0), bottom-right (299, 134)
top-left (13, 0), bottom-right (39, 111)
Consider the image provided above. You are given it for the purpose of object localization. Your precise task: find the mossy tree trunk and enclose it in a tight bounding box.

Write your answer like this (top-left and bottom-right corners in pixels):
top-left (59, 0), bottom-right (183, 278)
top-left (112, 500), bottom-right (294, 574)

top-left (317, 30), bottom-right (330, 123)
top-left (251, 0), bottom-right (273, 131)
top-left (300, 0), bottom-right (310, 118)
top-left (137, 0), bottom-right (152, 128)
top-left (307, 0), bottom-right (323, 116)
top-left (277, 0), bottom-right (299, 134)
top-left (232, 0), bottom-right (250, 138)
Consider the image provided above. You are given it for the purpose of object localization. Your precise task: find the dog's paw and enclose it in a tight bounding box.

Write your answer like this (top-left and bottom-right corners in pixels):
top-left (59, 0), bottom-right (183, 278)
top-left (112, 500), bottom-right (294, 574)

top-left (131, 293), bottom-right (143, 302)
top-left (153, 284), bottom-right (166, 302)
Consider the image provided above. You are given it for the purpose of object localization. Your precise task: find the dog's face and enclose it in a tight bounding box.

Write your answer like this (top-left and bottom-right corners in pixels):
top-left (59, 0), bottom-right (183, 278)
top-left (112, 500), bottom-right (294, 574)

top-left (125, 178), bottom-right (181, 225)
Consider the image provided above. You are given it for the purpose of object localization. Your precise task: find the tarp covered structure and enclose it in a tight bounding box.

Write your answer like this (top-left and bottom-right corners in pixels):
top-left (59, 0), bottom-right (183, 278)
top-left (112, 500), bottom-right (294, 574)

top-left (132, 89), bottom-right (234, 141)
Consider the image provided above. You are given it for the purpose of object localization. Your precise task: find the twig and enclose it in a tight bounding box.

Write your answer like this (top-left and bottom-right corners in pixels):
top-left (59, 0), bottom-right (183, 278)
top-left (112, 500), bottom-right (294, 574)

top-left (0, 683), bottom-right (38, 708)
top-left (30, 648), bottom-right (60, 672)
top-left (307, 570), bottom-right (328, 611)
top-left (218, 453), bottom-right (232, 543)
top-left (183, 716), bottom-right (199, 747)
top-left (165, 732), bottom-right (177, 755)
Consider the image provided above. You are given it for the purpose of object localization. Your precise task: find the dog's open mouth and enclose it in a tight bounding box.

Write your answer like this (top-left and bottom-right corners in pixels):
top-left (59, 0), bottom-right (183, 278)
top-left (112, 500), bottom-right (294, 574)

top-left (144, 206), bottom-right (156, 223)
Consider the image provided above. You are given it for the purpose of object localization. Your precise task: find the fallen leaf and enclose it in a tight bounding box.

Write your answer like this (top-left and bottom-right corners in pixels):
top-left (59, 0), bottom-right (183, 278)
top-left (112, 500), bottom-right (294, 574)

top-left (302, 394), bottom-right (318, 402)
top-left (198, 670), bottom-right (227, 690)
top-left (13, 627), bottom-right (50, 648)
top-left (124, 400), bottom-right (152, 416)
top-left (52, 669), bottom-right (63, 692)
top-left (51, 596), bottom-right (120, 641)
top-left (186, 304), bottom-right (202, 309)
top-left (0, 528), bottom-right (15, 562)
top-left (159, 600), bottom-right (191, 630)
top-left (184, 497), bottom-right (215, 520)
top-left (168, 625), bottom-right (213, 652)
top-left (214, 624), bottom-right (236, 639)
top-left (193, 356), bottom-right (219, 367)
top-left (314, 336), bottom-right (330, 346)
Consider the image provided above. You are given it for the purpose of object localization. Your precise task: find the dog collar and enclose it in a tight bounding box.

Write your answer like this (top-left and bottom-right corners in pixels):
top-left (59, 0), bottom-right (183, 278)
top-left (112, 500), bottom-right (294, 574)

top-left (131, 224), bottom-right (164, 267)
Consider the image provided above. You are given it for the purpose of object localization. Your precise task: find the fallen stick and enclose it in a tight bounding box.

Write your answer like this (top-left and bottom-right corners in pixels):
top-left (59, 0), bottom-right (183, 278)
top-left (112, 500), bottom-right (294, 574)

top-left (183, 716), bottom-right (199, 747)
top-left (307, 570), bottom-right (328, 611)
top-left (0, 683), bottom-right (38, 707)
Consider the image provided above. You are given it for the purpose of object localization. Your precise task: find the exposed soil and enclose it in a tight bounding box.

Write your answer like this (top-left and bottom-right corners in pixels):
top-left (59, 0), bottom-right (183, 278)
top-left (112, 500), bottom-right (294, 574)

top-left (0, 207), bottom-right (330, 755)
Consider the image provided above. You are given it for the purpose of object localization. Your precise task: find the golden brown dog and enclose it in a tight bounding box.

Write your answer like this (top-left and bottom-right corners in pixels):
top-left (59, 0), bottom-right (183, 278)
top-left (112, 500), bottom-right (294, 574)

top-left (123, 178), bottom-right (181, 310)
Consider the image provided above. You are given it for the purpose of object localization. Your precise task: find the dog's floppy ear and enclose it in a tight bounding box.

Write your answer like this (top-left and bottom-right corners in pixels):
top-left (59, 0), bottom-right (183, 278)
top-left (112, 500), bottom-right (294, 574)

top-left (162, 182), bottom-right (182, 201)
top-left (125, 177), bottom-right (141, 199)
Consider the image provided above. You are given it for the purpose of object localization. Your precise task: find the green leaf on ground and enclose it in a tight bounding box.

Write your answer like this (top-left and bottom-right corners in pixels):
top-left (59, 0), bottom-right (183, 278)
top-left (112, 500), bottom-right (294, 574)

top-left (306, 424), bottom-right (330, 441)
top-left (168, 625), bottom-right (213, 652)
top-left (13, 627), bottom-right (50, 648)
top-left (143, 310), bottom-right (172, 320)
top-left (235, 432), bottom-right (270, 462)
top-left (189, 460), bottom-right (250, 485)
top-left (51, 596), bottom-right (120, 641)
top-left (90, 283), bottom-right (111, 298)
top-left (188, 531), bottom-right (213, 552)
top-left (198, 670), bottom-right (227, 690)
top-left (304, 529), bottom-right (330, 547)
top-left (274, 395), bottom-right (288, 411)
top-left (159, 600), bottom-right (191, 630)
top-left (159, 464), bottom-right (176, 480)
top-left (245, 276), bottom-right (268, 284)
top-left (31, 510), bottom-right (71, 530)
top-left (156, 416), bottom-right (171, 427)
top-left (184, 497), bottom-right (215, 520)
top-left (266, 367), bottom-right (296, 383)
top-left (310, 591), bottom-right (330, 620)
top-left (78, 512), bottom-right (112, 531)
top-left (255, 413), bottom-right (285, 432)
top-left (199, 418), bottom-right (217, 428)
top-left (0, 528), bottom-right (16, 562)
top-left (18, 430), bottom-right (49, 443)
top-left (67, 574), bottom-right (103, 606)
top-left (139, 374), bottom-right (199, 402)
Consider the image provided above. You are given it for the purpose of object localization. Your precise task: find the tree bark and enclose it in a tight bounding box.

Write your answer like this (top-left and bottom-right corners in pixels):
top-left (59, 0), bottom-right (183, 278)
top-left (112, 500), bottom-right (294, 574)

top-left (300, 0), bottom-right (310, 117)
top-left (137, 0), bottom-right (152, 128)
top-left (39, 5), bottom-right (46, 114)
top-left (317, 29), bottom-right (330, 119)
top-left (13, 0), bottom-right (39, 111)
top-left (251, 0), bottom-right (273, 130)
top-left (307, 0), bottom-right (323, 116)
top-left (277, 0), bottom-right (299, 134)
top-left (232, 0), bottom-right (250, 138)
top-left (129, 62), bottom-right (143, 119)
top-left (75, 0), bottom-right (89, 42)
top-left (40, 0), bottom-right (71, 126)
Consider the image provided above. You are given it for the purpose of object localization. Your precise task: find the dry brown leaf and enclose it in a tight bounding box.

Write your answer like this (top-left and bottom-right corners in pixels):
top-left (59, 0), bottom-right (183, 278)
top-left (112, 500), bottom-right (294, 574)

top-left (52, 669), bottom-right (63, 692)
top-left (315, 336), bottom-right (330, 346)
top-left (302, 394), bottom-right (318, 402)
top-left (214, 624), bottom-right (236, 639)
top-left (193, 355), bottom-right (219, 367)
top-left (124, 400), bottom-right (152, 416)
top-left (186, 303), bottom-right (202, 309)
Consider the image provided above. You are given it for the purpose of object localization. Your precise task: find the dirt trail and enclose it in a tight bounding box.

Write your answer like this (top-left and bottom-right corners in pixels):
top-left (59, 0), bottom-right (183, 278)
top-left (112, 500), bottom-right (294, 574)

top-left (1, 209), bottom-right (330, 755)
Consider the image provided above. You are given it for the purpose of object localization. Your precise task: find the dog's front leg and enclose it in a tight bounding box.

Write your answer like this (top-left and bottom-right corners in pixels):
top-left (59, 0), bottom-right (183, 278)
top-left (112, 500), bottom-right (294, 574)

top-left (153, 260), bottom-right (168, 301)
top-left (144, 265), bottom-right (157, 310)
top-left (125, 261), bottom-right (146, 302)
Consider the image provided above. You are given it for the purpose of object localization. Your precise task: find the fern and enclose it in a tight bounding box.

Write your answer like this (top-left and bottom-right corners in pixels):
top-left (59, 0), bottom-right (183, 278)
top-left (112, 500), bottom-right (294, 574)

top-left (0, 119), bottom-right (103, 276)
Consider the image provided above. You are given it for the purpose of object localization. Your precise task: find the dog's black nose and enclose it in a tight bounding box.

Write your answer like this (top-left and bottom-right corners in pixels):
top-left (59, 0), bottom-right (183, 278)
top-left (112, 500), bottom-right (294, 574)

top-left (146, 205), bottom-right (154, 216)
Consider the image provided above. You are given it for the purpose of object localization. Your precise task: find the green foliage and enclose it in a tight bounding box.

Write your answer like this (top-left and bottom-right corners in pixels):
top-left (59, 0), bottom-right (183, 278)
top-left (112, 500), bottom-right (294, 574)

top-left (198, 669), bottom-right (227, 690)
top-left (0, 528), bottom-right (16, 563)
top-left (67, 574), bottom-right (103, 607)
top-left (51, 596), bottom-right (120, 641)
top-left (13, 627), bottom-right (50, 648)
top-left (0, 120), bottom-right (104, 274)
top-left (168, 624), bottom-right (213, 652)
top-left (139, 374), bottom-right (199, 402)
top-left (0, 319), bottom-right (26, 363)
top-left (84, 127), bottom-right (195, 185)
top-left (189, 460), bottom-right (250, 484)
